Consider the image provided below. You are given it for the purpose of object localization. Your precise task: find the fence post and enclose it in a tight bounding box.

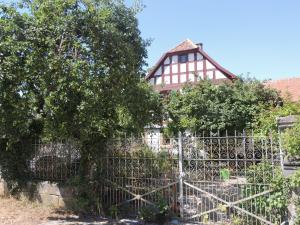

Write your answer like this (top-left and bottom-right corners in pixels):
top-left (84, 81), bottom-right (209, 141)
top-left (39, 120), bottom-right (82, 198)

top-left (178, 131), bottom-right (184, 219)
top-left (278, 130), bottom-right (285, 172)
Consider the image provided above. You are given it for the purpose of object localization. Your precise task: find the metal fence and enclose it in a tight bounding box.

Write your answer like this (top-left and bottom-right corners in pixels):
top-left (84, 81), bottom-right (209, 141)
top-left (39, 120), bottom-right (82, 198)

top-left (28, 131), bottom-right (286, 224)
top-left (29, 140), bottom-right (80, 181)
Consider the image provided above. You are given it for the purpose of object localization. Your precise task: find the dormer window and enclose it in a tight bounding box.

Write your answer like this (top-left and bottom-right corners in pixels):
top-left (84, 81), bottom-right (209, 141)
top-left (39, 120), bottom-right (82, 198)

top-left (178, 54), bottom-right (188, 63)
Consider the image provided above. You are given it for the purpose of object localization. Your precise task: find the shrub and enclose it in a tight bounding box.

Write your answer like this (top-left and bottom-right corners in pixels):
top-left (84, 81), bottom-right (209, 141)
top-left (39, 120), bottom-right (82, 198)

top-left (282, 121), bottom-right (300, 158)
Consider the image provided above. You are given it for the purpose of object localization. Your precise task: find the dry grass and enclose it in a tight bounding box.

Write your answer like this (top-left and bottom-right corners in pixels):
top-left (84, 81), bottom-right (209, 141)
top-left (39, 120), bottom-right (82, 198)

top-left (0, 195), bottom-right (59, 225)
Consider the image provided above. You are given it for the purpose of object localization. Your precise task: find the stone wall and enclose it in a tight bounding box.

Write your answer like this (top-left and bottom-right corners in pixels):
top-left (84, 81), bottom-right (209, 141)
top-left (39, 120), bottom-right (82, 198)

top-left (0, 179), bottom-right (8, 197)
top-left (0, 179), bottom-right (75, 208)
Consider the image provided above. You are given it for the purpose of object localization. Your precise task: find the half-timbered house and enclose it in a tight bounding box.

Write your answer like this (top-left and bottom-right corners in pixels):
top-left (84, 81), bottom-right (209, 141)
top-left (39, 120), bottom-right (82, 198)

top-left (145, 39), bottom-right (237, 93)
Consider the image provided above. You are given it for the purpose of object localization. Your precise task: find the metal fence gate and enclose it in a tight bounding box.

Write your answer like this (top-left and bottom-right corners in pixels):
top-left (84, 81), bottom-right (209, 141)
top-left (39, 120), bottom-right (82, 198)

top-left (28, 131), bottom-right (286, 224)
top-left (98, 131), bottom-right (286, 224)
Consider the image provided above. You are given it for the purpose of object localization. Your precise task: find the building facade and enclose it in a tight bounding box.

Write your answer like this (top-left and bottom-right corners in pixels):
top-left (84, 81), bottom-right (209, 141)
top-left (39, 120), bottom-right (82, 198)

top-left (145, 39), bottom-right (237, 93)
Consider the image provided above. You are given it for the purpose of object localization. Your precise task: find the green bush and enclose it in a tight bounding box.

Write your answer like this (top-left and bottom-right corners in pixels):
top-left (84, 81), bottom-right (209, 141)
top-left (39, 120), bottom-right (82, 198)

top-left (282, 121), bottom-right (300, 158)
top-left (138, 205), bottom-right (157, 222)
top-left (138, 197), bottom-right (170, 224)
top-left (243, 162), bottom-right (289, 224)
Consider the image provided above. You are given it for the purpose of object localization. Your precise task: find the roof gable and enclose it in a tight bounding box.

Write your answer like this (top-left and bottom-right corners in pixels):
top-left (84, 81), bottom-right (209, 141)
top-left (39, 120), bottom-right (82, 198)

top-left (168, 39), bottom-right (198, 53)
top-left (146, 39), bottom-right (236, 80)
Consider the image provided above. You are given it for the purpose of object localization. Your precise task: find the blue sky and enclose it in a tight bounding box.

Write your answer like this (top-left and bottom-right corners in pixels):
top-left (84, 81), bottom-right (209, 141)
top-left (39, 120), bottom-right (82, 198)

top-left (127, 0), bottom-right (300, 80)
top-left (2, 0), bottom-right (300, 80)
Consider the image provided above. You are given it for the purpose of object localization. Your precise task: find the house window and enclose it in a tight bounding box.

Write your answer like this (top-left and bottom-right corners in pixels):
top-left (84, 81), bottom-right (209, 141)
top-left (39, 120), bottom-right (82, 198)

top-left (178, 54), bottom-right (188, 63)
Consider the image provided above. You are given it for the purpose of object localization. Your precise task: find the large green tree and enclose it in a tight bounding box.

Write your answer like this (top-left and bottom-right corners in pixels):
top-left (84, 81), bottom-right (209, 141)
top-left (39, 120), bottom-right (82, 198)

top-left (0, 0), bottom-right (161, 140)
top-left (165, 78), bottom-right (280, 135)
top-left (0, 0), bottom-right (161, 191)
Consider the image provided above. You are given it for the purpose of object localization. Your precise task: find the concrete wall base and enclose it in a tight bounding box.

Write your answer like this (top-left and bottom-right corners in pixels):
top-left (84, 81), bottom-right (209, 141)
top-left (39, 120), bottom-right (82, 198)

top-left (0, 179), bottom-right (75, 208)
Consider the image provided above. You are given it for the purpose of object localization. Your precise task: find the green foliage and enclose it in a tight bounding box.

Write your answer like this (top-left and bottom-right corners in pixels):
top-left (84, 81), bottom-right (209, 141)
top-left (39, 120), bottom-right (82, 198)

top-left (295, 198), bottom-right (300, 225)
top-left (282, 121), bottom-right (300, 157)
top-left (231, 216), bottom-right (243, 225)
top-left (290, 169), bottom-right (300, 188)
top-left (156, 197), bottom-right (169, 214)
top-left (138, 197), bottom-right (170, 224)
top-left (0, 0), bottom-right (161, 142)
top-left (66, 175), bottom-right (104, 215)
top-left (244, 162), bottom-right (289, 223)
top-left (108, 205), bottom-right (119, 219)
top-left (220, 168), bottom-right (230, 181)
top-left (165, 78), bottom-right (280, 134)
top-left (254, 101), bottom-right (300, 135)
top-left (0, 138), bottom-right (35, 194)
top-left (138, 205), bottom-right (157, 222)
top-left (108, 144), bottom-right (173, 178)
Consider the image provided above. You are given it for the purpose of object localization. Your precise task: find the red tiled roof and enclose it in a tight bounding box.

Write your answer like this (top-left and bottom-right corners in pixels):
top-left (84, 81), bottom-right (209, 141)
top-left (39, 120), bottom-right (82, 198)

top-left (265, 78), bottom-right (300, 102)
top-left (168, 39), bottom-right (198, 53)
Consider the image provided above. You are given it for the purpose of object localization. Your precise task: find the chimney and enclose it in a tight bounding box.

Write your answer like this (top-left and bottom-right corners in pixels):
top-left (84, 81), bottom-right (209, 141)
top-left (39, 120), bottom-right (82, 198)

top-left (196, 43), bottom-right (203, 50)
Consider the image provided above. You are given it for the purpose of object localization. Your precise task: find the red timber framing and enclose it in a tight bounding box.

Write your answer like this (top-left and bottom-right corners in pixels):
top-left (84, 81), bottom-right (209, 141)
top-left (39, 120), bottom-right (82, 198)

top-left (145, 39), bottom-right (237, 92)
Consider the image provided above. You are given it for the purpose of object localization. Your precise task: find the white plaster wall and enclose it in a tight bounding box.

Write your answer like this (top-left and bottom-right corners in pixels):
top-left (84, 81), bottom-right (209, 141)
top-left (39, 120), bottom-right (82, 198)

top-left (180, 63), bottom-right (186, 73)
top-left (172, 75), bottom-right (178, 84)
top-left (188, 73), bottom-right (195, 82)
top-left (172, 55), bottom-right (178, 64)
top-left (172, 64), bottom-right (178, 73)
top-left (164, 65), bottom-right (170, 74)
top-left (180, 74), bottom-right (187, 83)
top-left (197, 53), bottom-right (203, 61)
top-left (207, 71), bottom-right (214, 79)
top-left (215, 70), bottom-right (226, 79)
top-left (206, 60), bottom-right (215, 70)
top-left (156, 76), bottom-right (162, 85)
top-left (164, 76), bottom-right (170, 84)
top-left (155, 66), bottom-right (162, 76)
top-left (164, 57), bottom-right (170, 65)
top-left (188, 53), bottom-right (194, 62)
top-left (188, 62), bottom-right (195, 72)
top-left (197, 61), bottom-right (204, 71)
top-left (197, 71), bottom-right (204, 80)
top-left (149, 78), bottom-right (155, 85)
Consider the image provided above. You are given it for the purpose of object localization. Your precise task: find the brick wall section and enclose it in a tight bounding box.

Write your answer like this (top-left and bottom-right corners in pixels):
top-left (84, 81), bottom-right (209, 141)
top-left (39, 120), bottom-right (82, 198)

top-left (265, 77), bottom-right (300, 102)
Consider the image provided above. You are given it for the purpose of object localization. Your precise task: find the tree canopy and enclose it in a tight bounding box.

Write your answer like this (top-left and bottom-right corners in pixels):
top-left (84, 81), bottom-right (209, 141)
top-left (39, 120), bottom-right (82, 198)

top-left (0, 0), bottom-right (161, 144)
top-left (165, 78), bottom-right (281, 135)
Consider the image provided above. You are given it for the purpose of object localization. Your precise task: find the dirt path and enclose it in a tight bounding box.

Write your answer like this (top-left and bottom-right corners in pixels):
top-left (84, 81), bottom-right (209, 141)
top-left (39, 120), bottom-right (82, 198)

top-left (0, 196), bottom-right (149, 225)
top-left (0, 196), bottom-right (56, 225)
top-left (0, 196), bottom-right (110, 225)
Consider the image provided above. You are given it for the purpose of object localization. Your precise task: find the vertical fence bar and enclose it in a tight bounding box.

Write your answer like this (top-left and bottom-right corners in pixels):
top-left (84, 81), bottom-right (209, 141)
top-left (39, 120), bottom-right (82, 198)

top-left (278, 130), bottom-right (285, 172)
top-left (178, 131), bottom-right (184, 219)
